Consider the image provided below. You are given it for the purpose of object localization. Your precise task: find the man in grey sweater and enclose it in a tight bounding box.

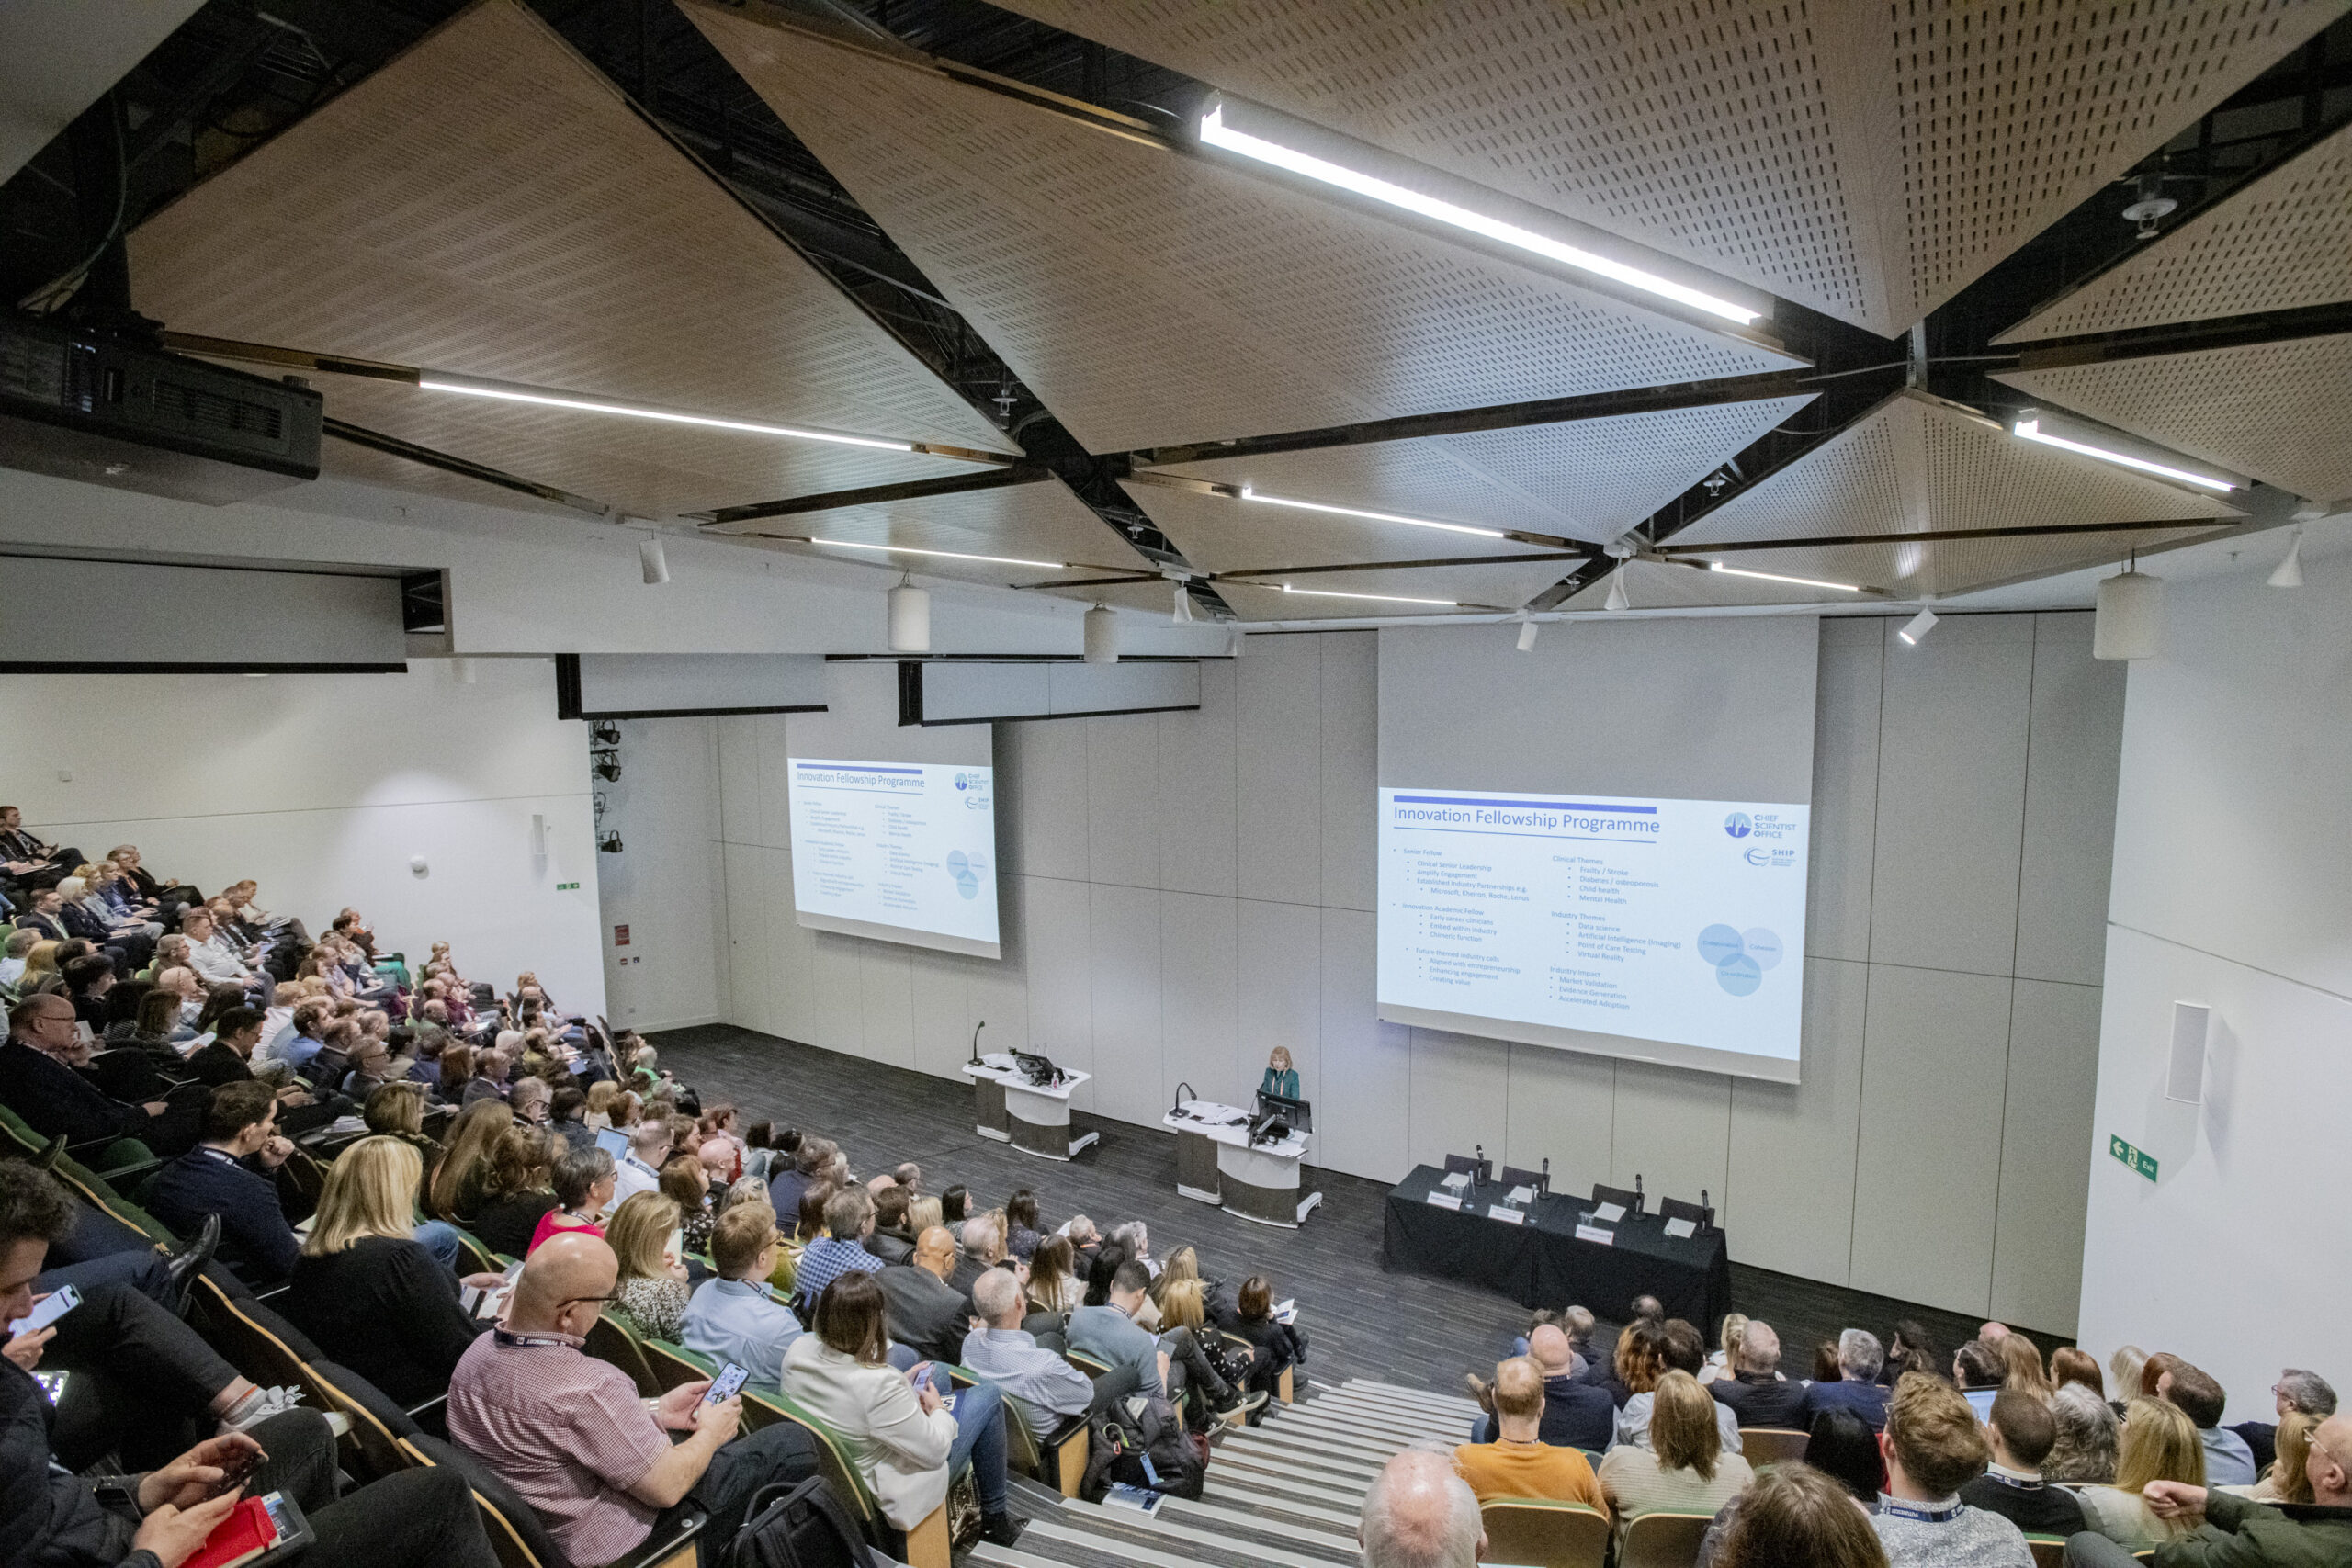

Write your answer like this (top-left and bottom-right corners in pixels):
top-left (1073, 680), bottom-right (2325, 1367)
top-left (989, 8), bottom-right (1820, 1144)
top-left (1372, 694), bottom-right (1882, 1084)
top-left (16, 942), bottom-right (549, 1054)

top-left (1872, 1372), bottom-right (2032, 1568)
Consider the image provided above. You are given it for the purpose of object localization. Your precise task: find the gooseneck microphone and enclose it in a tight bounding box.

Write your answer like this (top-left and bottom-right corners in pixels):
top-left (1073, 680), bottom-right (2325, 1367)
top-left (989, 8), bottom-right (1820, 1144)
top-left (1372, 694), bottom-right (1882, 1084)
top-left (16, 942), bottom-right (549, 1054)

top-left (968, 1021), bottom-right (986, 1066)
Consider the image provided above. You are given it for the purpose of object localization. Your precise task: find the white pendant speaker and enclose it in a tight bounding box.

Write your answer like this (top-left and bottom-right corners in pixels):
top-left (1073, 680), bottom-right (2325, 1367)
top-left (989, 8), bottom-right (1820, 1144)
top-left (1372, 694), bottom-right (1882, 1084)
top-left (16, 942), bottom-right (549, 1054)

top-left (1083, 604), bottom-right (1118, 664)
top-left (2093, 570), bottom-right (2162, 660)
top-left (887, 582), bottom-right (931, 653)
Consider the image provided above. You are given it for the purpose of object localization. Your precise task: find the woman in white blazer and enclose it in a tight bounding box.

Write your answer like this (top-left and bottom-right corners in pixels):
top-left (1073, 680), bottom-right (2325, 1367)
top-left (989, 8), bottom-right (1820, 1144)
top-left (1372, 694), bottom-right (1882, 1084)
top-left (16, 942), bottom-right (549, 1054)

top-left (779, 1271), bottom-right (1023, 1547)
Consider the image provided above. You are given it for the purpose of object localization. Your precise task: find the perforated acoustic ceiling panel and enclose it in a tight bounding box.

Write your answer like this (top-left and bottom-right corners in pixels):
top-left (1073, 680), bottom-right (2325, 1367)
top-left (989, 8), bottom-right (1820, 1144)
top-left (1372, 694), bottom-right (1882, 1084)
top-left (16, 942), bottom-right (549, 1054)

top-left (679, 1), bottom-right (1802, 456)
top-left (1666, 389), bottom-right (2242, 595)
top-left (994, 0), bottom-right (2344, 336)
top-left (1117, 478), bottom-right (1586, 571)
top-left (1995, 118), bottom-right (2352, 342)
top-left (1996, 333), bottom-right (2352, 501)
top-left (1142, 396), bottom-right (1815, 545)
top-left (127, 0), bottom-right (1016, 516)
top-left (316, 374), bottom-right (983, 520)
top-left (718, 476), bottom-right (1151, 592)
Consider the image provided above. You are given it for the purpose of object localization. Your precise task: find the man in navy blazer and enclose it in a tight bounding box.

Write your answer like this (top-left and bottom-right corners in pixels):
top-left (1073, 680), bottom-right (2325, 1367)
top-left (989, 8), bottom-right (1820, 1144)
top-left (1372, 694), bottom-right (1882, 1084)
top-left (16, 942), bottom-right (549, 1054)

top-left (1711, 1320), bottom-right (1813, 1427)
top-left (145, 1080), bottom-right (302, 1284)
top-left (0, 994), bottom-right (199, 1156)
top-left (1799, 1329), bottom-right (1894, 1430)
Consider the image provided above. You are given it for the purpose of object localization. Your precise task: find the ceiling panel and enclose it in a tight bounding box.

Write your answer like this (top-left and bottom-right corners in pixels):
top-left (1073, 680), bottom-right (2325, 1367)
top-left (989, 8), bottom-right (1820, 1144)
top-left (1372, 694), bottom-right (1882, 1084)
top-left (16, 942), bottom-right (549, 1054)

top-left (1141, 396), bottom-right (1815, 545)
top-left (1118, 479), bottom-right (1584, 573)
top-left (1024, 576), bottom-right (1183, 615)
top-left (993, 0), bottom-right (2343, 337)
top-left (2, 0), bottom-right (207, 185)
top-left (680, 0), bottom-right (1803, 455)
top-left (127, 0), bottom-right (1017, 471)
top-left (1217, 558), bottom-right (1577, 618)
top-left (1996, 333), bottom-right (2352, 502)
top-left (317, 373), bottom-right (976, 519)
top-left (1665, 389), bottom-right (2243, 596)
top-left (716, 476), bottom-right (1151, 592)
top-left (1560, 560), bottom-right (1835, 611)
top-left (1996, 118), bottom-right (2352, 344)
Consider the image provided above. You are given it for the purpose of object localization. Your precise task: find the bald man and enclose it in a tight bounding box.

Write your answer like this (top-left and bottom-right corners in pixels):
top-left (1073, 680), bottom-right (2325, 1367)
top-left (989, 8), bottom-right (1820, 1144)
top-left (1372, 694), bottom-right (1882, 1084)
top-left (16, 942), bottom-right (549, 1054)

top-left (2064, 1411), bottom-right (2352, 1566)
top-left (1453, 1356), bottom-right (1609, 1511)
top-left (1362, 1450), bottom-right (1487, 1568)
top-left (1471, 1325), bottom-right (1615, 1451)
top-left (875, 1224), bottom-right (976, 1364)
top-left (447, 1233), bottom-right (820, 1565)
top-left (1710, 1319), bottom-right (1811, 1428)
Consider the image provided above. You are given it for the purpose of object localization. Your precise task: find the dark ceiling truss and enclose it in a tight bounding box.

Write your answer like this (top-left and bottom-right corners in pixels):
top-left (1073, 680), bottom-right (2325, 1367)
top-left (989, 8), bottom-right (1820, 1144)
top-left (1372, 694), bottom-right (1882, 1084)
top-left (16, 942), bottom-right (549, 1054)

top-left (5, 0), bottom-right (2349, 621)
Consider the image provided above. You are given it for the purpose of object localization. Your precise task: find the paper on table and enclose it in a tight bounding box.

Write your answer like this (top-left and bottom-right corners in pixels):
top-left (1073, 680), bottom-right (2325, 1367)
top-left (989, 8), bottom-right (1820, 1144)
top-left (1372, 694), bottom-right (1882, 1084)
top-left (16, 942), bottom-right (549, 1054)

top-left (1440, 1171), bottom-right (1471, 1190)
top-left (1508, 1185), bottom-right (1536, 1204)
top-left (1594, 1201), bottom-right (1627, 1223)
top-left (1663, 1217), bottom-right (1697, 1239)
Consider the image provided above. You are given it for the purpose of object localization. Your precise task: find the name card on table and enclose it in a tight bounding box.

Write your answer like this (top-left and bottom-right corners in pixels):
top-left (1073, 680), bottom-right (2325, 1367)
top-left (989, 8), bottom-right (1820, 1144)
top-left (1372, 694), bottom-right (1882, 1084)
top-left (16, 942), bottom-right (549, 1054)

top-left (1487, 1204), bottom-right (1525, 1224)
top-left (1593, 1201), bottom-right (1627, 1224)
top-left (1662, 1217), bottom-right (1697, 1240)
top-left (1574, 1223), bottom-right (1616, 1245)
top-left (1425, 1191), bottom-right (1462, 1211)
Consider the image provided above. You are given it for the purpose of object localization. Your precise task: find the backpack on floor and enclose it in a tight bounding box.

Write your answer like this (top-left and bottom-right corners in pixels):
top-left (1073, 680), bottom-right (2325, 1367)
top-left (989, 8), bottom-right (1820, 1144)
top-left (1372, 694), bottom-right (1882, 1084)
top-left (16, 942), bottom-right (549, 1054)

top-left (725, 1476), bottom-right (890, 1568)
top-left (1080, 1393), bottom-right (1207, 1503)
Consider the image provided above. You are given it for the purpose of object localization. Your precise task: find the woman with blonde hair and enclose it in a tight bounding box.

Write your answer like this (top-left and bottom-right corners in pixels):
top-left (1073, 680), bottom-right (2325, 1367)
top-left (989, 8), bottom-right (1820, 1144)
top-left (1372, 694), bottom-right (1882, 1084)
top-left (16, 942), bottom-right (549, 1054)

top-left (2237, 1411), bottom-right (2317, 1505)
top-left (17, 938), bottom-right (64, 996)
top-left (2000, 1334), bottom-right (2052, 1399)
top-left (1702, 1313), bottom-right (1748, 1384)
top-left (2109, 1346), bottom-right (2149, 1410)
top-left (2078, 1397), bottom-right (2205, 1548)
top-left (282, 1136), bottom-right (503, 1404)
top-left (1600, 1369), bottom-right (1754, 1548)
top-left (1027, 1234), bottom-right (1081, 1317)
top-left (583, 1077), bottom-right (621, 1131)
top-left (606, 1190), bottom-right (691, 1342)
top-left (425, 1097), bottom-right (512, 1222)
top-left (905, 1194), bottom-right (944, 1235)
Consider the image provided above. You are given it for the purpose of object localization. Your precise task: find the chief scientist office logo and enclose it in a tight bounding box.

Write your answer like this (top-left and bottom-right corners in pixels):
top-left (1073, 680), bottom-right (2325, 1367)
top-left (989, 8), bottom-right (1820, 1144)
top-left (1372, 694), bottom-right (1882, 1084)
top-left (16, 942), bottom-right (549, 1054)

top-left (1723, 812), bottom-right (1753, 838)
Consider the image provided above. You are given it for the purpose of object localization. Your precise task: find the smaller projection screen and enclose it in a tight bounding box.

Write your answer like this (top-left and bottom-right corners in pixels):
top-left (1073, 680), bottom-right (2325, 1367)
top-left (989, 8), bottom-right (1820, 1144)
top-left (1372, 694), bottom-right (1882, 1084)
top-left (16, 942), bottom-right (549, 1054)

top-left (787, 758), bottom-right (1000, 959)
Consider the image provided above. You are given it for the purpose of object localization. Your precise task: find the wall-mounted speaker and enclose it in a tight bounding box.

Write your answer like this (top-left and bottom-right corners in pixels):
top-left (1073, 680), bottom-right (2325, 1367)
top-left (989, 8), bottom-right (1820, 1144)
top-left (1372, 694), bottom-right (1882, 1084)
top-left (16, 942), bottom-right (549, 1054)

top-left (2166, 1001), bottom-right (2210, 1104)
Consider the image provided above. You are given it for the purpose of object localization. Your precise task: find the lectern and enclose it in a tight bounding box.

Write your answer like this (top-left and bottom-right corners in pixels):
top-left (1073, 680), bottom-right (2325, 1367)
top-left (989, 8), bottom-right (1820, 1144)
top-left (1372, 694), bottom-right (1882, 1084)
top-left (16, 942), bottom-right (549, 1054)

top-left (963, 1054), bottom-right (1097, 1161)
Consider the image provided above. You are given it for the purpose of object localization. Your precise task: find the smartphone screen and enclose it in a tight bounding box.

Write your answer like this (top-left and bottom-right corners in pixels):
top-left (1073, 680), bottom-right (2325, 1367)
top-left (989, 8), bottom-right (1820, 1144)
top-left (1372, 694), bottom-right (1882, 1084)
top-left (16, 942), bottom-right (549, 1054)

top-left (705, 1362), bottom-right (750, 1404)
top-left (12, 1283), bottom-right (80, 1335)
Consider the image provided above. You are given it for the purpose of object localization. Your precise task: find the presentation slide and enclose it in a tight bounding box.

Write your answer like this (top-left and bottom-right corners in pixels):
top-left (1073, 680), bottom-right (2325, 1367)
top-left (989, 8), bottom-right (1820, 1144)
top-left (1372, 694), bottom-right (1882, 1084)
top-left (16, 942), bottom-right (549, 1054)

top-left (787, 758), bottom-right (1001, 960)
top-left (1376, 786), bottom-right (1809, 1081)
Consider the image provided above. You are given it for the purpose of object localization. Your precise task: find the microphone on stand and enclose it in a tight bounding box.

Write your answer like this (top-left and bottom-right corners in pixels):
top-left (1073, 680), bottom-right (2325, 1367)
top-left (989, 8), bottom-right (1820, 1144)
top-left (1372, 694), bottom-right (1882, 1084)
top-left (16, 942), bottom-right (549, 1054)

top-left (1475, 1143), bottom-right (1486, 1190)
top-left (1701, 1189), bottom-right (1712, 1232)
top-left (968, 1021), bottom-right (986, 1066)
top-left (1172, 1081), bottom-right (1195, 1117)
top-left (1634, 1172), bottom-right (1645, 1213)
top-left (1541, 1156), bottom-right (1551, 1197)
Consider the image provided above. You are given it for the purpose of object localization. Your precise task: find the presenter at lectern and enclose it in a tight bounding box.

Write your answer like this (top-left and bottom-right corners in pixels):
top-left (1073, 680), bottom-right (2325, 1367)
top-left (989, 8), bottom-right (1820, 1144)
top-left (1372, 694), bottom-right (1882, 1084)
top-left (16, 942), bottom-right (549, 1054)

top-left (1260, 1046), bottom-right (1299, 1101)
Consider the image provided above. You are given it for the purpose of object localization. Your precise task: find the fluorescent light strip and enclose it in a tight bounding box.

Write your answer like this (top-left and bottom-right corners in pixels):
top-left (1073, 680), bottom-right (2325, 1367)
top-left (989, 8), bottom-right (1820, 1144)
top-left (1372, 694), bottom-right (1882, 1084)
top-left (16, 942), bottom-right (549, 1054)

top-left (1200, 106), bottom-right (1760, 326)
top-left (808, 538), bottom-right (1065, 570)
top-left (1238, 485), bottom-right (1505, 538)
top-left (1279, 583), bottom-right (1458, 606)
top-left (417, 373), bottom-right (915, 453)
top-left (2010, 419), bottom-right (2235, 492)
top-left (1708, 561), bottom-right (1861, 592)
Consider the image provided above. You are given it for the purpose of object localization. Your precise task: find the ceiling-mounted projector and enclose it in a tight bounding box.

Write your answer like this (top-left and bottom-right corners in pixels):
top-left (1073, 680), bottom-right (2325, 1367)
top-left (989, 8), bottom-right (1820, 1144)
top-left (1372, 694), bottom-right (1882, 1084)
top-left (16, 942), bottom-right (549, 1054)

top-left (0, 314), bottom-right (322, 504)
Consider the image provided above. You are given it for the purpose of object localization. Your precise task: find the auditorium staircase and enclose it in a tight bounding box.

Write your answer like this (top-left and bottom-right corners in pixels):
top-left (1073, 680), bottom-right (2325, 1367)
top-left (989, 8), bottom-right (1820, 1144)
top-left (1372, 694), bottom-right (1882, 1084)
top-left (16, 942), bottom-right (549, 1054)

top-left (975, 1377), bottom-right (1477, 1568)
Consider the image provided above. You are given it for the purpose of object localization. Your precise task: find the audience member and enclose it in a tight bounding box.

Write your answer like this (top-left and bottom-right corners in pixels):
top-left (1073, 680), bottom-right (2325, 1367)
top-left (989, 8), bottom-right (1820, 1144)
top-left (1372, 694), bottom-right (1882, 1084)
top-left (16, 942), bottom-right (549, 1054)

top-left (2044, 1384), bottom-right (2121, 1484)
top-left (1068, 1258), bottom-right (1258, 1423)
top-left (2051, 1347), bottom-right (2106, 1402)
top-left (1955, 1339), bottom-right (2008, 1417)
top-left (1872, 1372), bottom-right (2031, 1567)
top-left (682, 1202), bottom-right (804, 1392)
top-left (1960, 1390), bottom-right (2086, 1536)
top-left (2000, 1337), bottom-right (2052, 1403)
top-left (1600, 1370), bottom-right (1754, 1546)
top-left (426, 1097), bottom-right (511, 1221)
top-left (1451, 1355), bottom-right (1609, 1512)
top-left (449, 1232), bottom-right (820, 1562)
top-left (607, 1190), bottom-right (691, 1343)
top-left (1713, 1319), bottom-right (1810, 1428)
top-left (1804, 1331), bottom-right (1894, 1430)
top-left (2162, 1361), bottom-right (2258, 1486)
top-left (528, 1145), bottom-right (617, 1254)
top-left (1360, 1450), bottom-right (1487, 1568)
top-left (469, 1124), bottom-right (560, 1258)
top-left (2238, 1369), bottom-right (2338, 1479)
top-left (1026, 1233), bottom-right (1081, 1317)
top-left (876, 1224), bottom-right (977, 1365)
top-left (1703, 1314), bottom-right (1748, 1384)
top-left (1004, 1189), bottom-right (1043, 1262)
top-left (1807, 1407), bottom-right (1890, 1506)
top-left (1709, 1462), bottom-right (1891, 1568)
top-left (2234, 1411), bottom-right (2316, 1506)
top-left (780, 1269), bottom-right (1023, 1546)
top-left (145, 1081), bottom-right (300, 1283)
top-left (795, 1185), bottom-right (882, 1305)
top-left (282, 1135), bottom-right (500, 1407)
top-left (3, 992), bottom-right (197, 1158)
top-left (1227, 1274), bottom-right (1306, 1399)
top-left (1620, 1318), bottom-right (1745, 1454)
top-left (1473, 1322), bottom-right (1614, 1450)
top-left (867, 1182), bottom-right (915, 1265)
top-left (661, 1156), bottom-right (713, 1255)
top-left (767, 1135), bottom-right (833, 1222)
top-left (614, 1119), bottom-right (672, 1205)
top-left (2076, 1397), bottom-right (2206, 1551)
top-left (2067, 1410), bottom-right (2352, 1567)
top-left (963, 1265), bottom-right (1142, 1442)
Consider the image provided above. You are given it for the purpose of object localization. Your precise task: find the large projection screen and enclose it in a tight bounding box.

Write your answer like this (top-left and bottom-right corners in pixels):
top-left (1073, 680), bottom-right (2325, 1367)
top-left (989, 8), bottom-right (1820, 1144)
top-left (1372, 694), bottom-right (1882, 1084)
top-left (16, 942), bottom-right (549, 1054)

top-left (1376, 619), bottom-right (1820, 1082)
top-left (784, 664), bottom-right (1001, 960)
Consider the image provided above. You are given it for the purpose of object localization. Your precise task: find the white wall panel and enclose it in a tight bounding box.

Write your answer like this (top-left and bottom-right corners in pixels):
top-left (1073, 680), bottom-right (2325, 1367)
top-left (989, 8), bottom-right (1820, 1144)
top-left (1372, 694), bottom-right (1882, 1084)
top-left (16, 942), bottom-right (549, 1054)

top-left (1725, 956), bottom-right (1868, 1286)
top-left (1611, 1061), bottom-right (1731, 1212)
top-left (717, 716), bottom-right (761, 848)
top-left (1007, 718), bottom-right (1091, 883)
top-left (1235, 635), bottom-right (1323, 905)
top-left (1159, 893), bottom-right (1238, 1112)
top-left (598, 716), bottom-right (724, 1032)
top-left (1850, 963), bottom-right (2017, 1315)
top-left (859, 943), bottom-right (916, 1068)
top-left (2015, 615), bottom-right (2126, 987)
top-left (1807, 618), bottom-right (1883, 963)
top-left (1991, 977), bottom-right (2102, 1332)
top-left (1157, 659), bottom-right (1238, 899)
top-left (755, 714), bottom-right (796, 851)
top-left (1317, 907), bottom-right (1410, 1182)
top-left (1087, 882), bottom-right (1163, 1126)
top-left (1500, 1044), bottom-right (1617, 1209)
top-left (1087, 713), bottom-right (1162, 890)
top-left (1319, 633), bottom-right (1378, 913)
top-left (963, 874), bottom-right (1030, 1066)
top-left (1870, 615), bottom-right (2034, 976)
top-left (807, 928), bottom-right (865, 1057)
top-left (1023, 874), bottom-right (1096, 1106)
top-left (1406, 1025), bottom-right (1511, 1176)
top-left (1237, 899), bottom-right (1320, 1115)
top-left (908, 945), bottom-right (973, 1082)
top-left (722, 839), bottom-right (768, 1032)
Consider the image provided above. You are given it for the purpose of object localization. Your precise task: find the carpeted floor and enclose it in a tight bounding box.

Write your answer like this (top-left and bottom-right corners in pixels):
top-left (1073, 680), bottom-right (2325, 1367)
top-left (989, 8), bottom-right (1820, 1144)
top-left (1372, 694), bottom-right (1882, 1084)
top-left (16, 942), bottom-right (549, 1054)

top-left (650, 1022), bottom-right (2060, 1393)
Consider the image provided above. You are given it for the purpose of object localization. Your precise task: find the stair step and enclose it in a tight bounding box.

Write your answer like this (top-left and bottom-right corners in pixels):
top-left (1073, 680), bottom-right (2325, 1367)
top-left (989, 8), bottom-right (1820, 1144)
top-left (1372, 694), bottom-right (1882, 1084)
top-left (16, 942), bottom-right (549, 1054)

top-left (1203, 1481), bottom-right (1364, 1529)
top-left (1211, 1448), bottom-right (1371, 1501)
top-left (1164, 1496), bottom-right (1362, 1551)
top-left (1059, 1500), bottom-right (1357, 1568)
top-left (1332, 1380), bottom-right (1483, 1418)
top-left (1217, 1432), bottom-right (1387, 1479)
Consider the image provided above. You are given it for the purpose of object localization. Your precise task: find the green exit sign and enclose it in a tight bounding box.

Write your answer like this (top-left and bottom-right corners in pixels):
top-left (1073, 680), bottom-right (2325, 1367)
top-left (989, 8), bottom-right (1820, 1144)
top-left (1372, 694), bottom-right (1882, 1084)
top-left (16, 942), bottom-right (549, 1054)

top-left (556, 881), bottom-right (580, 890)
top-left (2109, 1134), bottom-right (2158, 1182)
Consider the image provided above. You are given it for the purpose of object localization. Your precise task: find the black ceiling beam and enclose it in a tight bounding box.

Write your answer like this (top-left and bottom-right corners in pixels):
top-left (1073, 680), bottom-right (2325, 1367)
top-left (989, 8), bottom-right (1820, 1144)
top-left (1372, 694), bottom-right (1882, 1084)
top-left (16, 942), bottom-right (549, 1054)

top-left (1214, 550), bottom-right (1587, 580)
top-left (695, 464), bottom-right (1048, 527)
top-left (1998, 298), bottom-right (2352, 373)
top-left (1651, 518), bottom-right (2240, 556)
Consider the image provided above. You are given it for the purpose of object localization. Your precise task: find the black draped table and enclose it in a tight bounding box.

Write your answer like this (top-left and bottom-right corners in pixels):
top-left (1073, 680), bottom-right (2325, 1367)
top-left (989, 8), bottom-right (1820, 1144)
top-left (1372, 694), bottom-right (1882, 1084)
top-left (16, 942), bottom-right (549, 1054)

top-left (1383, 1164), bottom-right (1732, 1326)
